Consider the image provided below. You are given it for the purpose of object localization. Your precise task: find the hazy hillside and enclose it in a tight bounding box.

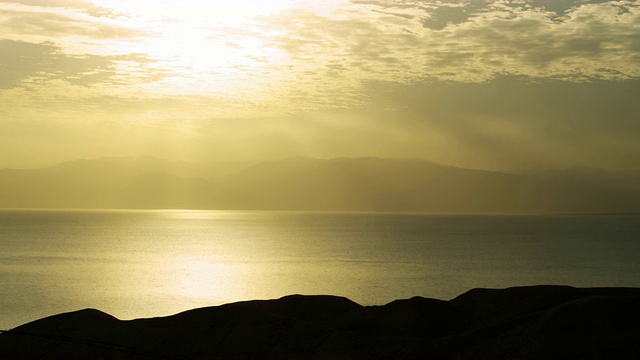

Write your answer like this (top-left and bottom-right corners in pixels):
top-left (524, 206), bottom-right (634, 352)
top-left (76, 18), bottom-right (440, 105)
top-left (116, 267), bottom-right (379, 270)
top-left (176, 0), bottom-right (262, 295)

top-left (62, 156), bottom-right (258, 181)
top-left (1, 156), bottom-right (639, 213)
top-left (226, 157), bottom-right (533, 212)
top-left (224, 157), bottom-right (640, 213)
top-left (0, 159), bottom-right (242, 209)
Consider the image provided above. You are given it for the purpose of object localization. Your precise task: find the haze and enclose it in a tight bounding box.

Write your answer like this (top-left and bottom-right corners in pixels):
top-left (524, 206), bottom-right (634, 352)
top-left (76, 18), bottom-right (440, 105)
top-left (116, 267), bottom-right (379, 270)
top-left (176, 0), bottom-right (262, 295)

top-left (1, 0), bottom-right (639, 172)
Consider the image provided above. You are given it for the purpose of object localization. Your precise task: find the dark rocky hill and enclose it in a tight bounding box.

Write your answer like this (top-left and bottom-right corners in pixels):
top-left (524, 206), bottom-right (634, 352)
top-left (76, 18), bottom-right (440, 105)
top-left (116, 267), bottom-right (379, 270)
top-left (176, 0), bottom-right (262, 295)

top-left (1, 286), bottom-right (639, 359)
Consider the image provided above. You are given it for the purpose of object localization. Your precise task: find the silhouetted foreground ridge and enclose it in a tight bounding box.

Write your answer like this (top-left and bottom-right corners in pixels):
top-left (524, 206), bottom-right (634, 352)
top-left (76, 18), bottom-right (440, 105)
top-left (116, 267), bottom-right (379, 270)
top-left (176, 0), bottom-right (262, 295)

top-left (1, 286), bottom-right (639, 359)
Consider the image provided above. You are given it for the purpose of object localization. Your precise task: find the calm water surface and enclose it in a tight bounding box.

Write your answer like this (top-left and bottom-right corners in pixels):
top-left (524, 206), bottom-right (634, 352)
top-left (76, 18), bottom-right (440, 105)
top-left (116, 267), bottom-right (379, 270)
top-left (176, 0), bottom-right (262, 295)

top-left (1, 210), bottom-right (639, 329)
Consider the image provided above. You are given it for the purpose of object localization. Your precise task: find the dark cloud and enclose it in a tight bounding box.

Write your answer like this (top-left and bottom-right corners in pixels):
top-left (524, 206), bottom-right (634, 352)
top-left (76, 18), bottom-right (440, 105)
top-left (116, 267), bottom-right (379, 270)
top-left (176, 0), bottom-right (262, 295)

top-left (0, 40), bottom-right (107, 88)
top-left (0, 40), bottom-right (162, 89)
top-left (421, 6), bottom-right (470, 30)
top-left (267, 2), bottom-right (639, 84)
top-left (371, 9), bottom-right (415, 20)
top-left (352, 1), bottom-right (624, 30)
top-left (352, 0), bottom-right (617, 13)
top-left (518, 0), bottom-right (615, 15)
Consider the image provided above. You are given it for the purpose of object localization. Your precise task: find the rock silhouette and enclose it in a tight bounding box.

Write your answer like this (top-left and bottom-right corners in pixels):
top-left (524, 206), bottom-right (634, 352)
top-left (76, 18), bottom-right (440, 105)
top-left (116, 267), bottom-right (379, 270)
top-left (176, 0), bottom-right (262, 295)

top-left (1, 286), bottom-right (639, 359)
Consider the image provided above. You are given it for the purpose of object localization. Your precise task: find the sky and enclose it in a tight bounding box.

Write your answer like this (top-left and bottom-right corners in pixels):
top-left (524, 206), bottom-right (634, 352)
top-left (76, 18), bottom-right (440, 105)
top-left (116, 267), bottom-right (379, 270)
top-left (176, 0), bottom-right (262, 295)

top-left (1, 0), bottom-right (639, 170)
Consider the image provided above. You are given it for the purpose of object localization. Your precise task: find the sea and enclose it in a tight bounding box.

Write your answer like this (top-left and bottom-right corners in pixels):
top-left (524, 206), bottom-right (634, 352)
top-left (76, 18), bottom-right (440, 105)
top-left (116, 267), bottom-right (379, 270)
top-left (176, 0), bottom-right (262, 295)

top-left (1, 209), bottom-right (639, 329)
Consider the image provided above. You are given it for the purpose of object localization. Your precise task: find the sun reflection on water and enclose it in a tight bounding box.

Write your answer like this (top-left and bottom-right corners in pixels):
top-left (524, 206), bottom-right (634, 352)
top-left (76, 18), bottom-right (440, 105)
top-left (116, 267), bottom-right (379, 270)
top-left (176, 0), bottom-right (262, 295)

top-left (168, 257), bottom-right (244, 301)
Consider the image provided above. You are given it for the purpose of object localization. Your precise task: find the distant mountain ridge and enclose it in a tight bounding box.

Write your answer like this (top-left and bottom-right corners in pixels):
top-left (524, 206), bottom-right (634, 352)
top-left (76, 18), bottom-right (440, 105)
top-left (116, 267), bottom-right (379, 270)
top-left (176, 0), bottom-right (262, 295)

top-left (1, 156), bottom-right (639, 213)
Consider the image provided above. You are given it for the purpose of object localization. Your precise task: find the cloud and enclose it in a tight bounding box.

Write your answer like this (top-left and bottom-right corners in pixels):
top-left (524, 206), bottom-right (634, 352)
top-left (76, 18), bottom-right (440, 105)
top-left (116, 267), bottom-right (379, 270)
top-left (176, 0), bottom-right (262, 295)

top-left (0, 5), bottom-right (139, 40)
top-left (265, 1), bottom-right (640, 84)
top-left (0, 0), bottom-right (119, 17)
top-left (0, 39), bottom-right (165, 89)
top-left (1, 0), bottom-right (638, 173)
top-left (0, 40), bottom-right (113, 89)
top-left (352, 0), bottom-right (618, 16)
top-left (5, 0), bottom-right (635, 118)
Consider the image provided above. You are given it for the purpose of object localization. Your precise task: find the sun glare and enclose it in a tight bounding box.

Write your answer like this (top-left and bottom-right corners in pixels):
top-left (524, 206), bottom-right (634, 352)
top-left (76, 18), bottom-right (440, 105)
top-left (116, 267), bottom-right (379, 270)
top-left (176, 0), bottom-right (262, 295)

top-left (95, 0), bottom-right (298, 22)
top-left (89, 0), bottom-right (304, 96)
top-left (170, 258), bottom-right (243, 301)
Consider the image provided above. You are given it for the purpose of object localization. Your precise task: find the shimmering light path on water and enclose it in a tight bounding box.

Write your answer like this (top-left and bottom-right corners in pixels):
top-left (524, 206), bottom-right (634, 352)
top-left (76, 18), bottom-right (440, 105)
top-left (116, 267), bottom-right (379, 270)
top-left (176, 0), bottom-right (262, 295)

top-left (1, 210), bottom-right (639, 329)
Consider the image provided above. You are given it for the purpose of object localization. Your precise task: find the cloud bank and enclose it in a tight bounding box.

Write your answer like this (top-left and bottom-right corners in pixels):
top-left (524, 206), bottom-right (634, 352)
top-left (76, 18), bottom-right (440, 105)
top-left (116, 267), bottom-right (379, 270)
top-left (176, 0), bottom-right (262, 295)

top-left (0, 0), bottom-right (638, 170)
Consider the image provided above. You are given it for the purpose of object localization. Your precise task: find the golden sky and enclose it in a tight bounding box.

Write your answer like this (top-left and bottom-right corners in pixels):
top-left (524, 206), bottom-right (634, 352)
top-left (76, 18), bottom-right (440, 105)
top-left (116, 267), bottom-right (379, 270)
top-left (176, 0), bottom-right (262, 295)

top-left (1, 0), bottom-right (639, 170)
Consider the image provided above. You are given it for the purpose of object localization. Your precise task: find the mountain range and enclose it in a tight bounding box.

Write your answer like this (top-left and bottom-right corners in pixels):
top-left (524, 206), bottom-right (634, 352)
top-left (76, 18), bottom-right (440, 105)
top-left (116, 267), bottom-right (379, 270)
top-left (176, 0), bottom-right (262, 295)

top-left (1, 156), bottom-right (639, 213)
